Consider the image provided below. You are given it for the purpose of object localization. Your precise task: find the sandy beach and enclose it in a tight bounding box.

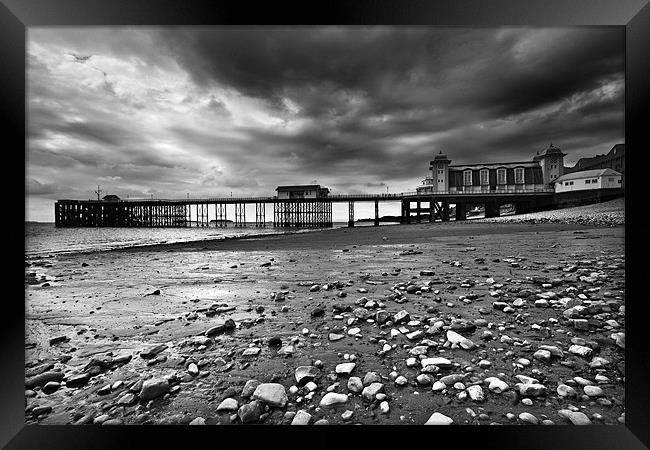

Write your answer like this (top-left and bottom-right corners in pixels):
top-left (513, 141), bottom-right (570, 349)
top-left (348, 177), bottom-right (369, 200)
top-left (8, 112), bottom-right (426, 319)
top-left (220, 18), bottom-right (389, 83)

top-left (24, 205), bottom-right (625, 425)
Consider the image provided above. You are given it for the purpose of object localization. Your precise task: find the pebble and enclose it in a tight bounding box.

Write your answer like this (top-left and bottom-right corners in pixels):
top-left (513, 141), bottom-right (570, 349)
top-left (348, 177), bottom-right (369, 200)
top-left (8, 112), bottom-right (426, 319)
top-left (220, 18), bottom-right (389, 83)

top-left (217, 398), bottom-right (239, 412)
top-left (241, 379), bottom-right (262, 398)
top-left (139, 378), bottom-right (169, 401)
top-left (42, 381), bottom-right (60, 394)
top-left (319, 392), bottom-right (348, 407)
top-left (518, 412), bottom-right (538, 424)
top-left (32, 406), bottom-right (52, 416)
top-left (467, 385), bottom-right (485, 401)
top-left (557, 384), bottom-right (578, 397)
top-left (518, 383), bottom-right (547, 397)
top-left (117, 393), bottom-right (137, 405)
top-left (363, 372), bottom-right (381, 385)
top-left (347, 377), bottom-right (363, 393)
top-left (432, 381), bottom-right (446, 391)
top-left (446, 330), bottom-right (476, 349)
top-left (559, 410), bottom-right (592, 425)
top-left (291, 410), bottom-right (312, 425)
top-left (583, 385), bottom-right (604, 397)
top-left (485, 378), bottom-right (509, 393)
top-left (533, 349), bottom-right (552, 362)
top-left (568, 344), bottom-right (593, 357)
top-left (238, 401), bottom-right (263, 423)
top-left (252, 383), bottom-right (288, 408)
top-left (335, 363), bottom-right (356, 375)
top-left (362, 383), bottom-right (384, 400)
top-left (420, 357), bottom-right (452, 369)
top-left (425, 412), bottom-right (453, 425)
top-left (395, 376), bottom-right (408, 386)
top-left (278, 344), bottom-right (295, 355)
top-left (242, 347), bottom-right (261, 356)
top-left (295, 366), bottom-right (319, 385)
top-left (93, 414), bottom-right (110, 424)
top-left (589, 357), bottom-right (610, 369)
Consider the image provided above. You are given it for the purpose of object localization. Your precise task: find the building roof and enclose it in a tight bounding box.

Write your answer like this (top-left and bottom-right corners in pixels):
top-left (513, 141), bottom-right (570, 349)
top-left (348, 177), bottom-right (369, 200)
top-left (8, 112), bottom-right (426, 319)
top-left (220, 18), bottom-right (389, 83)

top-left (553, 168), bottom-right (622, 183)
top-left (449, 161), bottom-right (539, 169)
top-left (102, 194), bottom-right (121, 201)
top-left (431, 150), bottom-right (451, 162)
top-left (276, 185), bottom-right (322, 191)
top-left (533, 143), bottom-right (567, 161)
top-left (566, 143), bottom-right (625, 172)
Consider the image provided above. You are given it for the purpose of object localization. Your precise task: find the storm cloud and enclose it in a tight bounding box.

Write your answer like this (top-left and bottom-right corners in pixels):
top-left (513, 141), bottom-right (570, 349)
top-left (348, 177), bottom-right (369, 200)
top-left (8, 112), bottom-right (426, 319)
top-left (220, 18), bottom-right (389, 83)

top-left (26, 26), bottom-right (624, 221)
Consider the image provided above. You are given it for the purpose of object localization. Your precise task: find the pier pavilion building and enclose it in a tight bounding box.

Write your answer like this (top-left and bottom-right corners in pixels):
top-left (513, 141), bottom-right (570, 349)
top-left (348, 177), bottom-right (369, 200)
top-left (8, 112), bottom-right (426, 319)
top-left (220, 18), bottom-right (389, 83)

top-left (417, 143), bottom-right (566, 195)
top-left (276, 185), bottom-right (330, 199)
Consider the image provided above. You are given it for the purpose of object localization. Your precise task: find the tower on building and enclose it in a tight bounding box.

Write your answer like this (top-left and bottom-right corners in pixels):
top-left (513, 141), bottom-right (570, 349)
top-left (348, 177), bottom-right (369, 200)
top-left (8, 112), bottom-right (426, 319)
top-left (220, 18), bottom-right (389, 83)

top-left (533, 143), bottom-right (566, 186)
top-left (429, 150), bottom-right (451, 193)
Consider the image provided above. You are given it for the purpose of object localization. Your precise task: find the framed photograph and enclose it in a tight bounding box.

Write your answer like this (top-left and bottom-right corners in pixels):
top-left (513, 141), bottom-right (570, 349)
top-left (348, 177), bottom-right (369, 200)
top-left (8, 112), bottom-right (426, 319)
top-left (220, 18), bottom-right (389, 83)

top-left (4, 0), bottom-right (648, 448)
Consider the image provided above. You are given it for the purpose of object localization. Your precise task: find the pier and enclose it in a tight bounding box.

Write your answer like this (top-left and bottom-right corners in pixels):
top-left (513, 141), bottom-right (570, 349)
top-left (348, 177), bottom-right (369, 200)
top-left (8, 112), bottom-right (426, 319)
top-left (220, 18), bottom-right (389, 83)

top-left (54, 189), bottom-right (565, 228)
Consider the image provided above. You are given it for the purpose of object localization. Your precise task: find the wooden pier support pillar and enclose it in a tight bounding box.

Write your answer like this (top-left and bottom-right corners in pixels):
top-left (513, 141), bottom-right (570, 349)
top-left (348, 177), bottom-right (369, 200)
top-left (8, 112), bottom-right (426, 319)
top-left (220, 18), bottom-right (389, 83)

top-left (348, 201), bottom-right (355, 227)
top-left (235, 203), bottom-right (246, 227)
top-left (441, 200), bottom-right (450, 222)
top-left (54, 202), bottom-right (61, 226)
top-left (455, 203), bottom-right (467, 221)
top-left (416, 201), bottom-right (422, 223)
top-left (515, 201), bottom-right (535, 215)
top-left (429, 198), bottom-right (435, 223)
top-left (255, 203), bottom-right (266, 227)
top-left (374, 200), bottom-right (379, 226)
top-left (485, 202), bottom-right (500, 218)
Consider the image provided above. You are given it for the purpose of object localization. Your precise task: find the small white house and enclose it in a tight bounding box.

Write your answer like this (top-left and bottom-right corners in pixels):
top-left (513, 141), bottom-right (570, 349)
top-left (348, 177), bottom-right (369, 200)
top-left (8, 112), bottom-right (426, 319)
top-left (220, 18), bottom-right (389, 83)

top-left (553, 168), bottom-right (622, 193)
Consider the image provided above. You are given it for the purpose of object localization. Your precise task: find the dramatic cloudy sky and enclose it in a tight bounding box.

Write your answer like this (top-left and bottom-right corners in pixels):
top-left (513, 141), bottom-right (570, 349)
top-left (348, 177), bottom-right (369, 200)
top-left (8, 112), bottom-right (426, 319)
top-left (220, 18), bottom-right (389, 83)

top-left (26, 26), bottom-right (624, 222)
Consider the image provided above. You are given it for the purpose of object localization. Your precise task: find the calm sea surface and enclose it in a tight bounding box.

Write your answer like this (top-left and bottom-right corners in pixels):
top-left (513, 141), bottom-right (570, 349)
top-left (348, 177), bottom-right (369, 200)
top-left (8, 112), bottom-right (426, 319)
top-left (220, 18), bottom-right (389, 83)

top-left (25, 221), bottom-right (393, 259)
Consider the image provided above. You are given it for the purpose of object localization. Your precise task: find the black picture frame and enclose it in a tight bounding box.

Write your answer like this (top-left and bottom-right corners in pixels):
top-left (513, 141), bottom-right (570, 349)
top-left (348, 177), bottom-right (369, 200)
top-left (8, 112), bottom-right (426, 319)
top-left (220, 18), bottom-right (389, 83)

top-left (3, 0), bottom-right (648, 448)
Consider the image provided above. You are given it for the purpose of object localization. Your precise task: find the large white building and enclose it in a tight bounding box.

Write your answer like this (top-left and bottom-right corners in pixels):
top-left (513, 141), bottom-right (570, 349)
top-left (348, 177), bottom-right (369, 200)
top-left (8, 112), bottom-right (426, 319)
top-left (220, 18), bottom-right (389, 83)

top-left (553, 168), bottom-right (622, 193)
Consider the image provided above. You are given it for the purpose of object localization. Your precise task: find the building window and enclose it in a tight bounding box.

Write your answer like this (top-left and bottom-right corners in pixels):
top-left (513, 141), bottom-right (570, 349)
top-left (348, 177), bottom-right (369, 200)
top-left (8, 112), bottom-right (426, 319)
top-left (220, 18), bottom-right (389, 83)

top-left (480, 169), bottom-right (489, 185)
top-left (497, 168), bottom-right (506, 185)
top-left (569, 181), bottom-right (574, 185)
top-left (585, 179), bottom-right (591, 184)
top-left (515, 168), bottom-right (524, 184)
top-left (609, 177), bottom-right (614, 182)
top-left (592, 179), bottom-right (597, 183)
top-left (463, 170), bottom-right (472, 186)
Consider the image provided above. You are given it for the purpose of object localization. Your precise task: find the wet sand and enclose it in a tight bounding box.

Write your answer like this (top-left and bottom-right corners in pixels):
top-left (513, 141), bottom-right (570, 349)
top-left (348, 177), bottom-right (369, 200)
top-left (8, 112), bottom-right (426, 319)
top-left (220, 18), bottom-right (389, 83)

top-left (25, 220), bottom-right (625, 425)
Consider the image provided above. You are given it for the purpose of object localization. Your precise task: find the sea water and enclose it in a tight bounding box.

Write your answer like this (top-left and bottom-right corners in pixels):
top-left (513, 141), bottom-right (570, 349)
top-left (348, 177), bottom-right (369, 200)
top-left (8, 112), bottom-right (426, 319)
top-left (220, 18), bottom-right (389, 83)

top-left (25, 221), bottom-right (386, 259)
